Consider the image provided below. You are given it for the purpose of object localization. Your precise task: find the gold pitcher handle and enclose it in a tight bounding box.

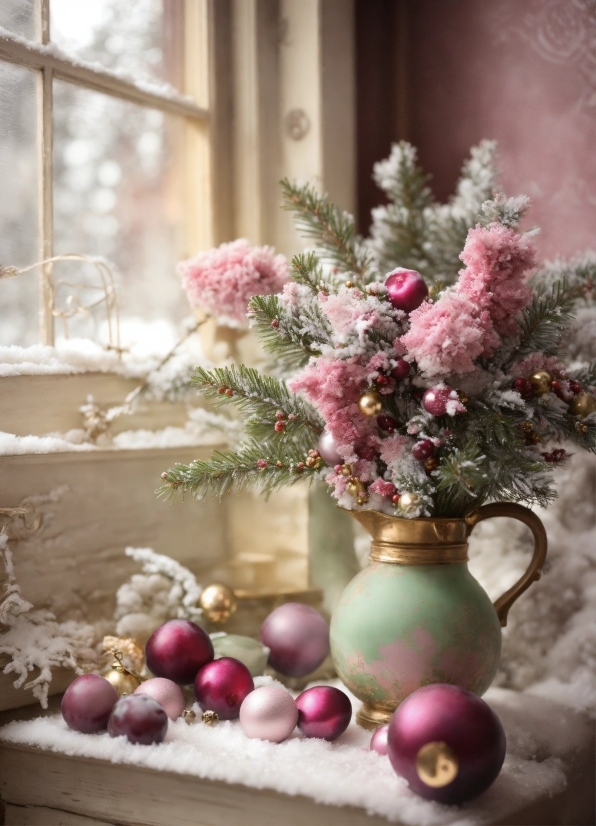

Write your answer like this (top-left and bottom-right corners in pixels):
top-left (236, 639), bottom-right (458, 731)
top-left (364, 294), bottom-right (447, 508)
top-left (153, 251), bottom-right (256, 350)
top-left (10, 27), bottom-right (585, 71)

top-left (465, 503), bottom-right (547, 628)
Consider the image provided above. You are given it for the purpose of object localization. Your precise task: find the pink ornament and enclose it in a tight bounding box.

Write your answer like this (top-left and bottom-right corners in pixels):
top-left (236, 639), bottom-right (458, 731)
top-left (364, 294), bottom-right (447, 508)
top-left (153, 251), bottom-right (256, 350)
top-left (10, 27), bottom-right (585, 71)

top-left (134, 678), bottom-right (185, 721)
top-left (145, 619), bottom-right (214, 685)
top-left (239, 685), bottom-right (298, 743)
top-left (295, 686), bottom-right (352, 741)
top-left (61, 674), bottom-right (119, 734)
top-left (385, 269), bottom-right (428, 313)
top-left (412, 439), bottom-right (435, 461)
top-left (317, 429), bottom-right (343, 466)
top-left (260, 603), bottom-right (330, 678)
top-left (108, 694), bottom-right (168, 745)
top-left (387, 684), bottom-right (506, 804)
top-left (194, 657), bottom-right (254, 720)
top-left (370, 724), bottom-right (389, 755)
top-left (391, 359), bottom-right (411, 381)
top-left (422, 386), bottom-right (464, 417)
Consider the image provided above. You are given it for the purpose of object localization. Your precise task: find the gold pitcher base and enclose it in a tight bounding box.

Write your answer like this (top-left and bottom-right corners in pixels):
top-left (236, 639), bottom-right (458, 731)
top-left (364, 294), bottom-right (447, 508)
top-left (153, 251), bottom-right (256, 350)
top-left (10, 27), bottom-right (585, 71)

top-left (356, 702), bottom-right (395, 730)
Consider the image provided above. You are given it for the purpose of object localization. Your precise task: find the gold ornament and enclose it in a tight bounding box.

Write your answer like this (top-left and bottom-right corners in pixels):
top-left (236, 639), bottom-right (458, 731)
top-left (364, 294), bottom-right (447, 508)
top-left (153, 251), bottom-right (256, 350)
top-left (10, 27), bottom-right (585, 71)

top-left (399, 492), bottom-right (420, 514)
top-left (346, 476), bottom-right (361, 496)
top-left (104, 650), bottom-right (143, 696)
top-left (358, 389), bottom-right (383, 417)
top-left (576, 421), bottom-right (588, 434)
top-left (341, 464), bottom-right (352, 476)
top-left (424, 456), bottom-right (438, 471)
top-left (416, 741), bottom-right (459, 788)
top-left (102, 636), bottom-right (144, 672)
top-left (199, 583), bottom-right (238, 624)
top-left (202, 710), bottom-right (219, 726)
top-left (569, 392), bottom-right (596, 418)
top-left (345, 281), bottom-right (354, 288)
top-left (529, 370), bottom-right (553, 395)
top-left (183, 710), bottom-right (197, 725)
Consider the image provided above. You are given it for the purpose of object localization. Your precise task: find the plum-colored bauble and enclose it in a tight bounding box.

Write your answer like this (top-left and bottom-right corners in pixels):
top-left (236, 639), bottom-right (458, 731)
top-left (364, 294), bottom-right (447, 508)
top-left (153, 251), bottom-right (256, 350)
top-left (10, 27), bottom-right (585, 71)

top-left (387, 684), bottom-right (506, 804)
top-left (412, 439), bottom-right (434, 461)
top-left (145, 619), bottom-right (214, 685)
top-left (239, 684), bottom-right (298, 743)
top-left (134, 678), bottom-right (185, 720)
top-left (61, 674), bottom-right (119, 733)
top-left (422, 385), bottom-right (456, 417)
top-left (370, 724), bottom-right (389, 755)
top-left (108, 694), bottom-right (168, 745)
top-left (260, 602), bottom-right (330, 677)
top-left (391, 359), bottom-right (411, 381)
top-left (194, 656), bottom-right (254, 720)
top-left (377, 414), bottom-right (398, 432)
top-left (385, 269), bottom-right (428, 313)
top-left (296, 685), bottom-right (352, 741)
top-left (317, 429), bottom-right (343, 466)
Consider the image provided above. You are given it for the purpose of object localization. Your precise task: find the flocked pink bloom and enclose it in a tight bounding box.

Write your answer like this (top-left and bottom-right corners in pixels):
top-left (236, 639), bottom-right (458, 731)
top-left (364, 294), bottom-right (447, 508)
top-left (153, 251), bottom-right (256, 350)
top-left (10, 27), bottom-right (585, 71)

top-left (178, 239), bottom-right (288, 326)
top-left (510, 354), bottom-right (566, 380)
top-left (369, 479), bottom-right (397, 499)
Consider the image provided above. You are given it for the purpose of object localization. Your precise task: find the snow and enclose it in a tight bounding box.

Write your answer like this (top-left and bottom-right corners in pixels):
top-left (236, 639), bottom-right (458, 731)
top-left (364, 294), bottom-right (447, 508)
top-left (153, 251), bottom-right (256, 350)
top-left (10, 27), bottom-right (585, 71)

top-left (0, 684), bottom-right (575, 826)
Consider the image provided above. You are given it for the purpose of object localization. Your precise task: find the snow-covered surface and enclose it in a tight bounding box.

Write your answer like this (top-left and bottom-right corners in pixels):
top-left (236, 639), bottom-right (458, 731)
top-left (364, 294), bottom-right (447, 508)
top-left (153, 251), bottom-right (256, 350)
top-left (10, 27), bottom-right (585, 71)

top-left (0, 681), bottom-right (577, 826)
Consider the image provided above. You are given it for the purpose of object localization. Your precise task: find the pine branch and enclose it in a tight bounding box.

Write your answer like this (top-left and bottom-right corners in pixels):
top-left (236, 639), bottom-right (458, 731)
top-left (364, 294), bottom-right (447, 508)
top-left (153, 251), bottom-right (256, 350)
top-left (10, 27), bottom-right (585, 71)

top-left (533, 250), bottom-right (596, 306)
top-left (434, 441), bottom-right (488, 516)
top-left (191, 365), bottom-right (323, 444)
top-left (568, 362), bottom-right (596, 389)
top-left (506, 279), bottom-right (579, 365)
top-left (158, 439), bottom-right (318, 501)
top-left (290, 251), bottom-right (342, 294)
top-left (281, 178), bottom-right (372, 281)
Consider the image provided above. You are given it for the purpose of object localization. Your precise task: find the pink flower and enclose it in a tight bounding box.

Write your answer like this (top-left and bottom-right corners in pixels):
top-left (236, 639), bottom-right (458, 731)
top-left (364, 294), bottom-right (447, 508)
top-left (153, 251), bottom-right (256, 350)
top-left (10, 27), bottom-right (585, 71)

top-left (379, 434), bottom-right (412, 465)
top-left (510, 354), bottom-right (566, 379)
top-left (369, 479), bottom-right (397, 499)
top-left (178, 239), bottom-right (288, 326)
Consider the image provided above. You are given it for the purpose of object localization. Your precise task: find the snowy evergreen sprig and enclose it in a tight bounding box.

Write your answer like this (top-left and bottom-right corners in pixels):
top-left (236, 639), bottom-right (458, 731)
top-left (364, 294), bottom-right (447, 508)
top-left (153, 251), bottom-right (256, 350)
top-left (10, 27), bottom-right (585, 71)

top-left (532, 250), bottom-right (596, 306)
top-left (248, 293), bottom-right (331, 368)
top-left (506, 279), bottom-right (579, 363)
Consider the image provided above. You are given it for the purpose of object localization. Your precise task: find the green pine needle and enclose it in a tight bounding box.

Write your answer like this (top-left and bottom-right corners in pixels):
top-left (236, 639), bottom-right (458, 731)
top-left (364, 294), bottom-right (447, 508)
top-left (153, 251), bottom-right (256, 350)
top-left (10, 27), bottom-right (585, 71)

top-left (507, 278), bottom-right (579, 364)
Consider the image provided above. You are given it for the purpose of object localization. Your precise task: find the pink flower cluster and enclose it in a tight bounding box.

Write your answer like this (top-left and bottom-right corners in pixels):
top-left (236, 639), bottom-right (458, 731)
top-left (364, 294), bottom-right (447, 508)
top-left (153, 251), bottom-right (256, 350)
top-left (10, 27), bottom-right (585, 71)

top-left (401, 225), bottom-right (536, 378)
top-left (179, 239), bottom-right (288, 326)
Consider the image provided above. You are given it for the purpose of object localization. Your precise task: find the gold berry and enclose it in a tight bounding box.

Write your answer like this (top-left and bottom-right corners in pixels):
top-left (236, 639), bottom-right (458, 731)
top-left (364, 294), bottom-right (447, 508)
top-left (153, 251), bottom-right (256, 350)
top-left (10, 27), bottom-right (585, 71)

top-left (424, 456), bottom-right (439, 471)
top-left (529, 370), bottom-right (553, 396)
top-left (358, 390), bottom-right (383, 417)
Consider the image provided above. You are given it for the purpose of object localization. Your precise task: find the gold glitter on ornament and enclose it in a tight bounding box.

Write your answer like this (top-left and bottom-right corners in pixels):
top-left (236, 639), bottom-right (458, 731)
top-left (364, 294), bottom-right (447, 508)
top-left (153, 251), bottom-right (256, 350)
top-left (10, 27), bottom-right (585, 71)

top-left (569, 392), bottom-right (596, 418)
top-left (202, 710), bottom-right (219, 726)
top-left (104, 650), bottom-right (143, 696)
top-left (416, 741), bottom-right (459, 788)
top-left (399, 492), bottom-right (420, 513)
top-left (358, 389), bottom-right (383, 417)
top-left (529, 370), bottom-right (553, 396)
top-left (199, 583), bottom-right (238, 624)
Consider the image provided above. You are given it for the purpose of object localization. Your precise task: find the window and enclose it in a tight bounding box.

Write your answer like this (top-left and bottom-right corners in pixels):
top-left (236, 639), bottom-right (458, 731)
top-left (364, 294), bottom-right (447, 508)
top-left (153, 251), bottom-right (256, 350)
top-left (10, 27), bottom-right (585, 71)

top-left (0, 0), bottom-right (210, 347)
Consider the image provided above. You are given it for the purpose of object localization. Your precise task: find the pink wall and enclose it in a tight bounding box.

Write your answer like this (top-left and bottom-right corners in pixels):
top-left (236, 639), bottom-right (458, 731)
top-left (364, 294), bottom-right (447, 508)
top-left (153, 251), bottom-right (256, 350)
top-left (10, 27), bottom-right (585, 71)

top-left (408, 0), bottom-right (596, 261)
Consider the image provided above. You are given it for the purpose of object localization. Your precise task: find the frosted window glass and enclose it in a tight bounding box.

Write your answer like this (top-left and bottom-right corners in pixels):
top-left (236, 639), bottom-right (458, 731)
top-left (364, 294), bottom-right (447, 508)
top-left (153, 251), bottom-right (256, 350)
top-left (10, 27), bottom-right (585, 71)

top-left (0, 0), bottom-right (38, 42)
top-left (0, 63), bottom-right (40, 347)
top-left (50, 0), bottom-right (183, 90)
top-left (53, 80), bottom-right (189, 340)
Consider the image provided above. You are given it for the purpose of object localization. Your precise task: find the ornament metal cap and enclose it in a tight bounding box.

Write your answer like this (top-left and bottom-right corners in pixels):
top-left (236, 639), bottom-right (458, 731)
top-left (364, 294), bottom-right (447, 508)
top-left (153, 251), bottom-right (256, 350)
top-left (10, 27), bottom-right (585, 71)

top-left (416, 741), bottom-right (459, 788)
top-left (202, 710), bottom-right (219, 726)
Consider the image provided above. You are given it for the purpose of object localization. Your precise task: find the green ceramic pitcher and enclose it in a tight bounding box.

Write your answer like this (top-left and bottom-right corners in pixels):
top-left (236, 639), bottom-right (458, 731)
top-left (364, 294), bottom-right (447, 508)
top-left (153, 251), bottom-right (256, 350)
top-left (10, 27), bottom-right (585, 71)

top-left (330, 503), bottom-right (547, 729)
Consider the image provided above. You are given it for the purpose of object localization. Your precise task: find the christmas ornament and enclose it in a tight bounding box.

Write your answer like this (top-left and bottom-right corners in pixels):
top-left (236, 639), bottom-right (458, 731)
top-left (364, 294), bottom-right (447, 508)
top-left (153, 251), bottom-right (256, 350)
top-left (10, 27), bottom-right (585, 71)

top-left (239, 684), bottom-right (298, 743)
top-left (295, 685), bottom-right (352, 741)
top-left (134, 678), bottom-right (185, 720)
top-left (412, 439), bottom-right (434, 461)
top-left (529, 370), bottom-right (553, 395)
top-left (199, 583), bottom-right (238, 624)
top-left (387, 684), bottom-right (506, 804)
top-left (202, 710), bottom-right (219, 725)
top-left (377, 414), bottom-right (398, 432)
top-left (399, 492), bottom-right (420, 514)
top-left (61, 674), bottom-right (119, 734)
top-left (346, 476), bottom-right (361, 496)
top-left (422, 385), bottom-right (458, 417)
top-left (385, 268), bottom-right (429, 312)
top-left (551, 379), bottom-right (574, 401)
top-left (183, 709), bottom-right (197, 724)
top-left (211, 633), bottom-right (269, 677)
top-left (145, 619), bottom-right (214, 685)
top-left (391, 359), bottom-right (410, 381)
top-left (370, 724), bottom-right (389, 755)
top-left (317, 429), bottom-right (343, 466)
top-left (194, 656), bottom-right (254, 720)
top-left (512, 377), bottom-right (533, 399)
top-left (358, 389), bottom-right (383, 417)
top-left (108, 694), bottom-right (168, 745)
top-left (104, 650), bottom-right (144, 696)
top-left (259, 602), bottom-right (330, 677)
top-left (424, 457), bottom-right (438, 471)
top-left (569, 392), bottom-right (596, 418)
top-left (102, 636), bottom-right (144, 672)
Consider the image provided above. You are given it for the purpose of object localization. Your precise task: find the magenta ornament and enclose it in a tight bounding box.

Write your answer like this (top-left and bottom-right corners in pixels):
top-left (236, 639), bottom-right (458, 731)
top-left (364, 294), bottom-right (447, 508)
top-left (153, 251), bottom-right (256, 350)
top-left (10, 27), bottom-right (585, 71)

top-left (296, 685), bottom-right (352, 741)
top-left (145, 619), bottom-right (214, 685)
top-left (61, 674), bottom-right (119, 734)
top-left (390, 359), bottom-right (411, 381)
top-left (370, 724), bottom-right (389, 755)
top-left (422, 385), bottom-right (455, 417)
top-left (385, 269), bottom-right (428, 313)
top-left (239, 684), bottom-right (298, 742)
top-left (108, 694), bottom-right (168, 745)
top-left (194, 656), bottom-right (254, 720)
top-left (412, 439), bottom-right (435, 461)
top-left (259, 602), bottom-right (330, 677)
top-left (317, 429), bottom-right (343, 466)
top-left (134, 678), bottom-right (185, 720)
top-left (387, 684), bottom-right (506, 804)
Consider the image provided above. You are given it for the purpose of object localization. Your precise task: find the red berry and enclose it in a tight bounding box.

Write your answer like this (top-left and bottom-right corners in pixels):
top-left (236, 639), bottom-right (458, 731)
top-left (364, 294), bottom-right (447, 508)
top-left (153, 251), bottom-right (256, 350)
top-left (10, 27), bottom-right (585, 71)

top-left (358, 445), bottom-right (377, 461)
top-left (513, 378), bottom-right (533, 399)
top-left (392, 494), bottom-right (401, 505)
top-left (271, 319), bottom-right (280, 328)
top-left (413, 389), bottom-right (424, 401)
top-left (218, 386), bottom-right (227, 395)
top-left (551, 449), bottom-right (567, 462)
top-left (412, 439), bottom-right (435, 461)
top-left (377, 414), bottom-right (398, 432)
top-left (375, 374), bottom-right (389, 386)
top-left (274, 421), bottom-right (285, 432)
top-left (551, 380), bottom-right (574, 402)
top-left (542, 452), bottom-right (553, 462)
top-left (225, 388), bottom-right (234, 397)
top-left (275, 410), bottom-right (285, 420)
top-left (385, 269), bottom-right (429, 313)
top-left (256, 459), bottom-right (268, 469)
top-left (569, 380), bottom-right (582, 394)
top-left (296, 462), bottom-right (305, 472)
top-left (391, 360), bottom-right (411, 381)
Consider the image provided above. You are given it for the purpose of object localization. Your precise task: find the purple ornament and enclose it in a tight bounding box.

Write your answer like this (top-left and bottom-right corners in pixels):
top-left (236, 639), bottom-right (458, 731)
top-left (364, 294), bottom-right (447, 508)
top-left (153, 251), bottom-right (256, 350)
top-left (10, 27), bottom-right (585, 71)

top-left (317, 429), bottom-right (343, 466)
top-left (194, 657), bottom-right (254, 720)
top-left (108, 694), bottom-right (168, 745)
top-left (145, 619), bottom-right (214, 685)
top-left (296, 685), bottom-right (352, 741)
top-left (422, 385), bottom-right (456, 417)
top-left (260, 603), bottom-right (330, 678)
top-left (61, 674), bottom-right (119, 734)
top-left (239, 684), bottom-right (298, 743)
top-left (134, 678), bottom-right (185, 720)
top-left (387, 684), bottom-right (506, 804)
top-left (385, 269), bottom-right (428, 313)
top-left (370, 724), bottom-right (389, 755)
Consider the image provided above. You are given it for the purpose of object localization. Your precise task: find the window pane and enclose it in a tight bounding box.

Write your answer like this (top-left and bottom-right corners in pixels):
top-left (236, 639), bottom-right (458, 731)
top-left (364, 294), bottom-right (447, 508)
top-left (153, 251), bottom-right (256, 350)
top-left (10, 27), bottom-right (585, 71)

top-left (50, 0), bottom-right (183, 90)
top-left (0, 0), bottom-right (38, 42)
top-left (53, 80), bottom-right (189, 340)
top-left (0, 63), bottom-right (40, 347)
